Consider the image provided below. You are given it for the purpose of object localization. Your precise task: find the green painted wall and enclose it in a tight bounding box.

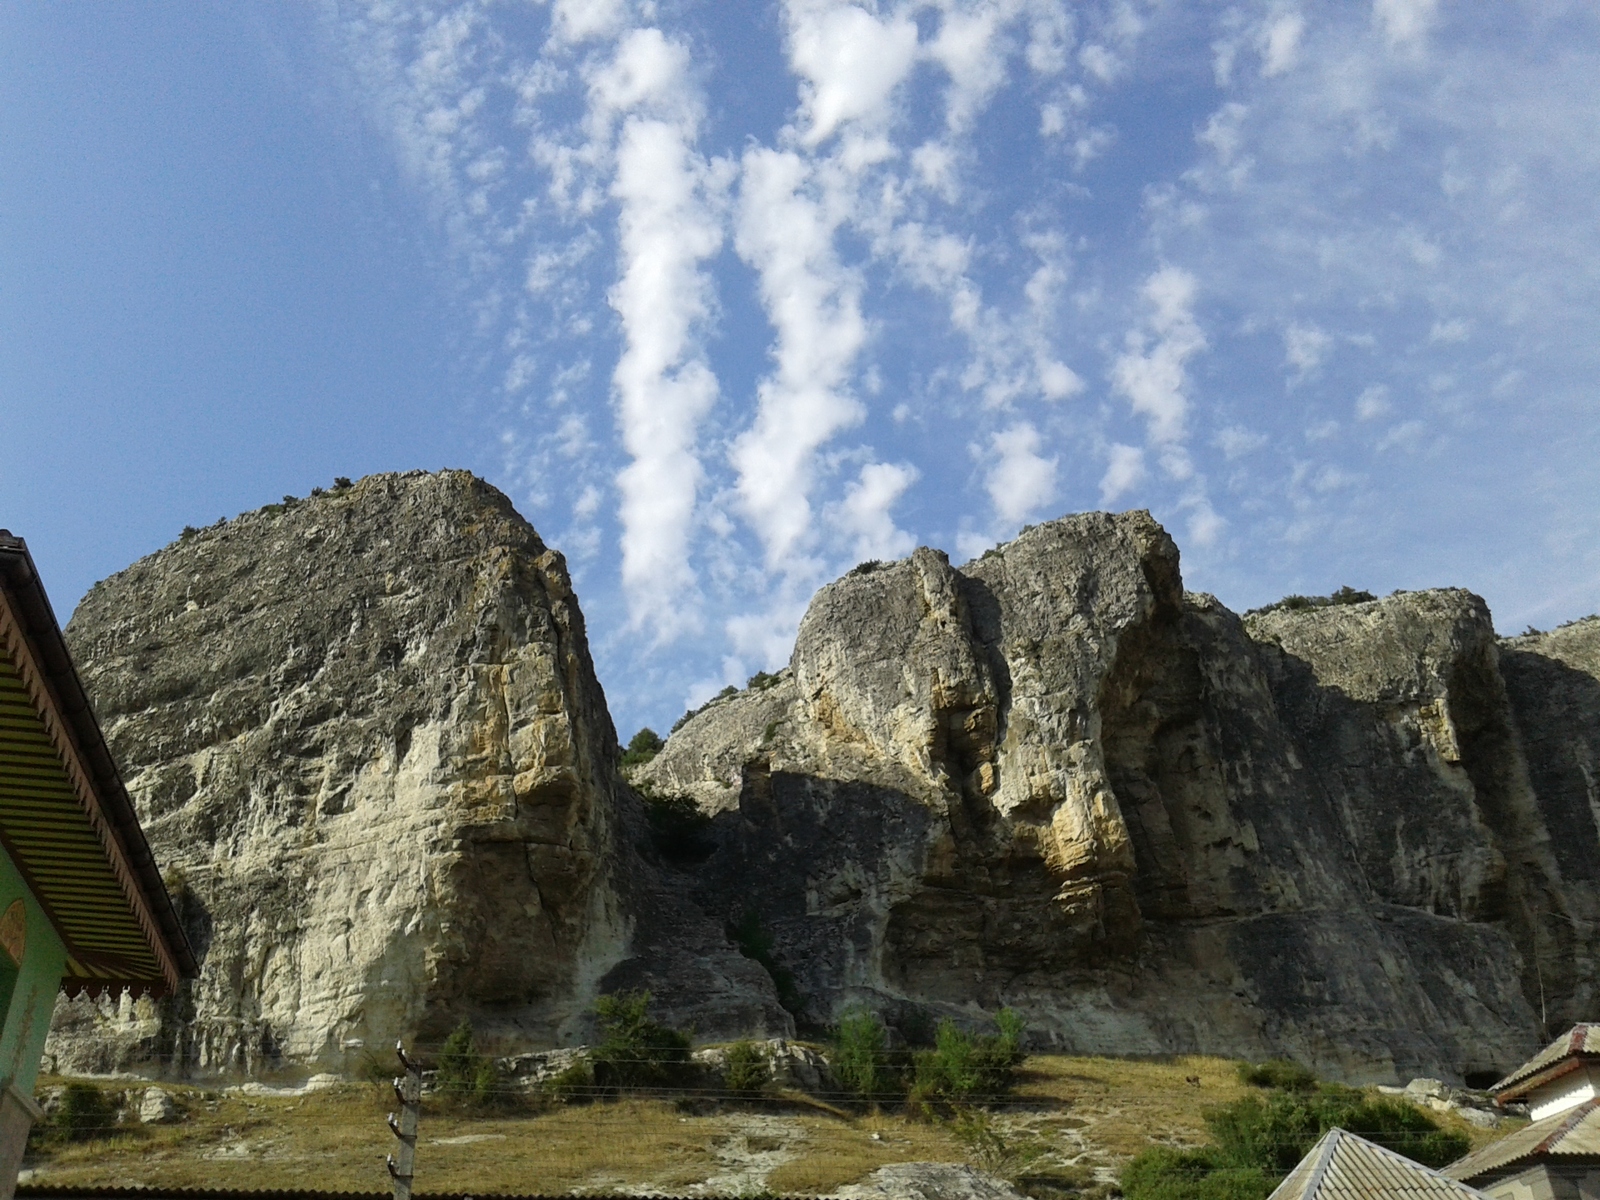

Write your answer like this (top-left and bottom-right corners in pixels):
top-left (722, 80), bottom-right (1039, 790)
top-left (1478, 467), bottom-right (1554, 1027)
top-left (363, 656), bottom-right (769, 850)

top-left (0, 842), bottom-right (66, 1096)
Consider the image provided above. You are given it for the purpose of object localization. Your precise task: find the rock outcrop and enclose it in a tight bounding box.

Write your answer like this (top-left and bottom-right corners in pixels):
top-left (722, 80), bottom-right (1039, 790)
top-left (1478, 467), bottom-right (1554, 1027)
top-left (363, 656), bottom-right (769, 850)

top-left (45, 471), bottom-right (785, 1077)
top-left (45, 478), bottom-right (1600, 1086)
top-left (639, 514), bottom-right (1600, 1083)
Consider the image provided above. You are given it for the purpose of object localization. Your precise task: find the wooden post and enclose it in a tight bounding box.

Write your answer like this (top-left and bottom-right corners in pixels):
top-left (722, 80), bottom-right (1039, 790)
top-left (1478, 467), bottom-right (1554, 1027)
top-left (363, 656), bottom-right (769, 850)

top-left (387, 1040), bottom-right (422, 1200)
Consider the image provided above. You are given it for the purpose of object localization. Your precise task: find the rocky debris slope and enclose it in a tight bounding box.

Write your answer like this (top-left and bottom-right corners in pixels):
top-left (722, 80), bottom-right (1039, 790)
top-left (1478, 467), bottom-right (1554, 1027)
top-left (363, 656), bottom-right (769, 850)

top-left (639, 512), bottom-right (1600, 1083)
top-left (46, 471), bottom-right (785, 1077)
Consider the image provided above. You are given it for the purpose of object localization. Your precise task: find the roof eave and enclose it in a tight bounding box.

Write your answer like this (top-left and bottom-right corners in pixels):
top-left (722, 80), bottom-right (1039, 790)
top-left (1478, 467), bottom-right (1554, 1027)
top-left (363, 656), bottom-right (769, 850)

top-left (0, 534), bottom-right (197, 986)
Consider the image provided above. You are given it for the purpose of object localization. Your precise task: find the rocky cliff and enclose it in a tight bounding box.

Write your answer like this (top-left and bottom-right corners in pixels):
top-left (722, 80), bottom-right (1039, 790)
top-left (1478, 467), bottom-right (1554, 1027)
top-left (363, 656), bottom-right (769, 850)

top-left (45, 471), bottom-right (785, 1076)
top-left (639, 514), bottom-right (1600, 1084)
top-left (45, 479), bottom-right (1600, 1085)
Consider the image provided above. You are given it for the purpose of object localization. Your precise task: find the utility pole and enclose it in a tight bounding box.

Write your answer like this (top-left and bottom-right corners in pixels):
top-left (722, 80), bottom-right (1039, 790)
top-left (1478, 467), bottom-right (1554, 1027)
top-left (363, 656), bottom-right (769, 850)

top-left (387, 1040), bottom-right (422, 1200)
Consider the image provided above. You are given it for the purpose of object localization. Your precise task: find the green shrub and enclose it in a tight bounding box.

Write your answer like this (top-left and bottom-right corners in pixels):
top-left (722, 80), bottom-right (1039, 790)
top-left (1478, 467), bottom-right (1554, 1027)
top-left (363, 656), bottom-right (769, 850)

top-left (51, 1082), bottom-right (118, 1143)
top-left (831, 1006), bottom-right (899, 1104)
top-left (1122, 1148), bottom-right (1274, 1200)
top-left (910, 1011), bottom-right (1026, 1109)
top-left (746, 671), bottom-right (779, 690)
top-left (621, 727), bottom-right (664, 768)
top-left (728, 910), bottom-right (802, 1014)
top-left (951, 1107), bottom-right (1048, 1179)
top-left (1236, 1059), bottom-right (1317, 1091)
top-left (333, 476), bottom-right (353, 490)
top-left (436, 1020), bottom-right (508, 1108)
top-left (1122, 1082), bottom-right (1470, 1200)
top-left (641, 790), bottom-right (714, 862)
top-left (592, 990), bottom-right (691, 1091)
top-left (543, 1058), bottom-right (595, 1104)
top-left (723, 1041), bottom-right (771, 1097)
top-left (180, 525), bottom-right (199, 540)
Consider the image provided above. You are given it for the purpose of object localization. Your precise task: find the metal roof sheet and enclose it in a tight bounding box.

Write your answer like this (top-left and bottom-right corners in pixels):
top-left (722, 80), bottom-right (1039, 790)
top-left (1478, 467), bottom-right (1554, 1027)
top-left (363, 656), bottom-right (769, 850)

top-left (1271, 1129), bottom-right (1493, 1200)
top-left (1489, 1026), bottom-right (1599, 1103)
top-left (1446, 1098), bottom-right (1600, 1182)
top-left (0, 531), bottom-right (193, 993)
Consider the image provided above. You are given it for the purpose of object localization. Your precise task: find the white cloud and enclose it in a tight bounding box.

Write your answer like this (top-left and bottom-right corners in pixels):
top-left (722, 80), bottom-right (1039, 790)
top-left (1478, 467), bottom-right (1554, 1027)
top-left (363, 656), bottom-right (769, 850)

top-left (1215, 426), bottom-right (1268, 458)
top-left (551, 0), bottom-right (628, 45)
top-left (1285, 323), bottom-right (1333, 376)
top-left (1100, 442), bottom-right (1146, 505)
top-left (1372, 0), bottom-right (1437, 50)
top-left (786, 0), bottom-right (920, 145)
top-left (1259, 11), bottom-right (1305, 77)
top-left (986, 422), bottom-right (1058, 524)
top-left (609, 109), bottom-right (724, 638)
top-left (1429, 317), bottom-right (1469, 343)
top-left (731, 146), bottom-right (867, 570)
top-left (1356, 385), bottom-right (1391, 420)
top-left (1111, 267), bottom-right (1206, 444)
top-left (832, 461), bottom-right (920, 562)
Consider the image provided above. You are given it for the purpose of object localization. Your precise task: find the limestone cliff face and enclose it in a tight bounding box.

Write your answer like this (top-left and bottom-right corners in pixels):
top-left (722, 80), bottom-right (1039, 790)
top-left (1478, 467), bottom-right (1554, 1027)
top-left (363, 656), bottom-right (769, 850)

top-left (639, 514), bottom-right (1600, 1084)
top-left (47, 482), bottom-right (1600, 1086)
top-left (46, 471), bottom-right (784, 1076)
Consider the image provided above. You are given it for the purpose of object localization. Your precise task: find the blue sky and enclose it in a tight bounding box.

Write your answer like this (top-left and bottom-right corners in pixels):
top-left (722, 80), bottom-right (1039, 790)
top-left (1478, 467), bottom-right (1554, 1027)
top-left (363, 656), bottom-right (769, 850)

top-left (3, 1), bottom-right (1597, 741)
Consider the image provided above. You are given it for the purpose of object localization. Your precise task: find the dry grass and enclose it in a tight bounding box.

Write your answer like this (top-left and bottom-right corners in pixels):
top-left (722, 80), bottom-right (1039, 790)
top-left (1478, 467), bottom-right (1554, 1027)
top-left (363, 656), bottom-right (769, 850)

top-left (23, 1056), bottom-right (1523, 1195)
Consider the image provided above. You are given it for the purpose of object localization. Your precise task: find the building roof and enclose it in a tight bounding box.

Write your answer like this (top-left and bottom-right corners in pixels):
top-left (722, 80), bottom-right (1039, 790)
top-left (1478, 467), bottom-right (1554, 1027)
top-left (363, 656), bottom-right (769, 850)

top-left (1446, 1098), bottom-right (1600, 1182)
top-left (0, 531), bottom-right (194, 995)
top-left (1269, 1129), bottom-right (1493, 1200)
top-left (1489, 1026), bottom-right (1600, 1104)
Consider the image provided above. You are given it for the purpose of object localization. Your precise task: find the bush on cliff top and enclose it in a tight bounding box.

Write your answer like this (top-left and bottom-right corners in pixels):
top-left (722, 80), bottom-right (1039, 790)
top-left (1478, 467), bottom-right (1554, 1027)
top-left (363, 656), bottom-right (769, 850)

top-left (621, 727), bottom-right (664, 768)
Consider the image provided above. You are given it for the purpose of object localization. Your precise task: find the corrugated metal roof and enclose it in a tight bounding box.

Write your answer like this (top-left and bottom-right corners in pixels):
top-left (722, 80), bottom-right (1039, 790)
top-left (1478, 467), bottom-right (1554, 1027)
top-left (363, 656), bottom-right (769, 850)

top-left (0, 531), bottom-right (193, 994)
top-left (1446, 1098), bottom-right (1600, 1182)
top-left (1489, 1026), bottom-right (1599, 1103)
top-left (1270, 1129), bottom-right (1493, 1200)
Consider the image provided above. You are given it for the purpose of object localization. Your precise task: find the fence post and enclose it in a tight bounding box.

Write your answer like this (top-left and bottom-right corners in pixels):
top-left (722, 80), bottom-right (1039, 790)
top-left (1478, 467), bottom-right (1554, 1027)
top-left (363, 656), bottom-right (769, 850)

top-left (387, 1040), bottom-right (422, 1200)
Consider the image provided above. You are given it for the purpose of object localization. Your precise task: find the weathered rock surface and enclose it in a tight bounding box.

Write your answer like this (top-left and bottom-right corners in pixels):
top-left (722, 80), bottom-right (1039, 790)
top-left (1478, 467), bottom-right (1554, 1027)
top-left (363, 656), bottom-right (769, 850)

top-left (45, 471), bottom-right (785, 1077)
top-left (640, 514), bottom-right (1600, 1083)
top-left (45, 477), bottom-right (1600, 1086)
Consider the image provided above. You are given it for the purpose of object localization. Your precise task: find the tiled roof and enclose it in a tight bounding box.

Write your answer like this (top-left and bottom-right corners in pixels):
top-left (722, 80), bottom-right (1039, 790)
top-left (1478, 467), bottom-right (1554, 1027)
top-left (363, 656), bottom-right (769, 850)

top-left (1490, 1026), bottom-right (1599, 1103)
top-left (1269, 1129), bottom-right (1492, 1200)
top-left (1446, 1098), bottom-right (1600, 1182)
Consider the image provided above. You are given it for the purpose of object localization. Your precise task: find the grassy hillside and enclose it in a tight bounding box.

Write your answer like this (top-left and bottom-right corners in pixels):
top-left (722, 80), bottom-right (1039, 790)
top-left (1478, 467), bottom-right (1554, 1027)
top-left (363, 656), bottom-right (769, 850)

top-left (22, 1055), bottom-right (1515, 1196)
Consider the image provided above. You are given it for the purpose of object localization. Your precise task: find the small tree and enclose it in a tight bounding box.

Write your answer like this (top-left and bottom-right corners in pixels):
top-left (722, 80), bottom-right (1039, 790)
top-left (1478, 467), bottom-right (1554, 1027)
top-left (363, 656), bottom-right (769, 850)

top-left (592, 990), bottom-right (690, 1091)
top-left (51, 1083), bottom-right (117, 1143)
top-left (621, 728), bottom-right (664, 768)
top-left (832, 1006), bottom-right (895, 1105)
top-left (723, 1041), bottom-right (771, 1098)
top-left (436, 1020), bottom-right (505, 1108)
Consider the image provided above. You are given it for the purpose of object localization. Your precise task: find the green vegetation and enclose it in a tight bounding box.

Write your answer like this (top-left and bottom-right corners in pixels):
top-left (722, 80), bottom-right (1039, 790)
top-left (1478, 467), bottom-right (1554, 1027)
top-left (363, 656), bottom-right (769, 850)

top-left (1235, 1059), bottom-right (1317, 1091)
top-left (621, 727), bottom-right (664, 768)
top-left (180, 525), bottom-right (199, 540)
top-left (909, 1011), bottom-right (1025, 1111)
top-left (44, 1082), bottom-right (120, 1144)
top-left (310, 486), bottom-right (325, 496)
top-left (437, 1020), bottom-right (509, 1109)
top-left (849, 560), bottom-right (884, 576)
top-left (333, 476), bottom-right (353, 490)
top-left (592, 990), bottom-right (691, 1092)
top-left (727, 910), bottom-right (802, 1014)
top-left (746, 670), bottom-right (780, 690)
top-left (832, 1007), bottom-right (894, 1104)
top-left (722, 1041), bottom-right (771, 1098)
top-left (639, 788), bottom-right (714, 862)
top-left (542, 1058), bottom-right (596, 1104)
top-left (830, 1007), bottom-right (1026, 1111)
top-left (1251, 586), bottom-right (1376, 616)
top-left (1121, 1080), bottom-right (1470, 1200)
